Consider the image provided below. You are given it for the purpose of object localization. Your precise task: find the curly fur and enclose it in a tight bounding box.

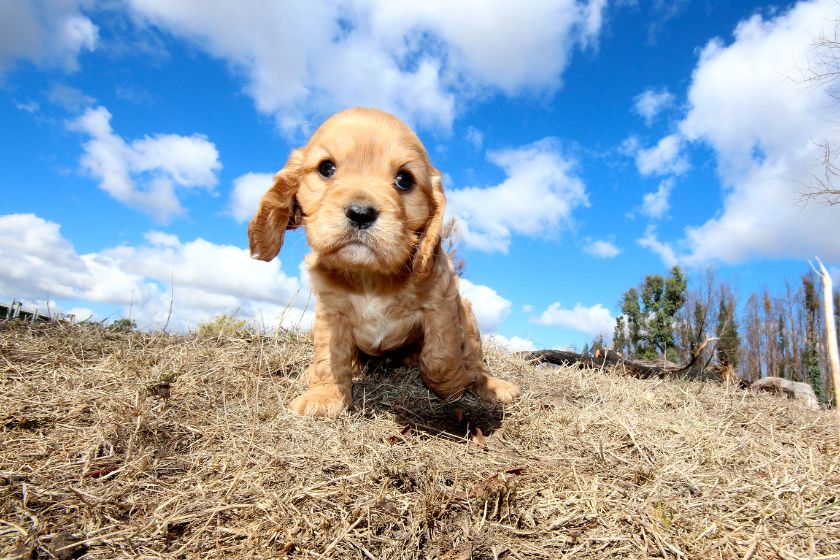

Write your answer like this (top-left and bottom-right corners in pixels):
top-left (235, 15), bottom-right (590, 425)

top-left (249, 108), bottom-right (521, 416)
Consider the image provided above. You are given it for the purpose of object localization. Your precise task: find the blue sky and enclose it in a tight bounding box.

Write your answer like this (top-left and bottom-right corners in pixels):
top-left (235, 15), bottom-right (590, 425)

top-left (1, 0), bottom-right (838, 350)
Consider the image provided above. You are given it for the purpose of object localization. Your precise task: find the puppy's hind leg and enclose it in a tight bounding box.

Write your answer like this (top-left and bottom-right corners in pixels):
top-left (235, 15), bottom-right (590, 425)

top-left (419, 294), bottom-right (521, 404)
top-left (459, 298), bottom-right (521, 404)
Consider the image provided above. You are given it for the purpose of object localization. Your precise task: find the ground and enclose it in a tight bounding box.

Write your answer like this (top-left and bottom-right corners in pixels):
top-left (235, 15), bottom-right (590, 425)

top-left (1, 322), bottom-right (838, 559)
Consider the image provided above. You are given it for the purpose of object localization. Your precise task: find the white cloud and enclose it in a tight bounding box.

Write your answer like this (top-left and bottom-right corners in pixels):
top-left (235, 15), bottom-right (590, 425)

top-left (0, 214), bottom-right (91, 299)
top-left (641, 178), bottom-right (674, 219)
top-left (0, 213), bottom-right (311, 332)
top-left (637, 225), bottom-right (678, 267)
top-left (66, 307), bottom-right (97, 321)
top-left (619, 135), bottom-right (641, 156)
top-left (459, 278), bottom-right (512, 333)
top-left (584, 239), bottom-right (620, 258)
top-left (144, 230), bottom-right (179, 247)
top-left (531, 301), bottom-right (614, 336)
top-left (635, 134), bottom-right (689, 176)
top-left (671, 0), bottom-right (840, 265)
top-left (447, 138), bottom-right (589, 252)
top-left (485, 334), bottom-right (537, 352)
top-left (0, 0), bottom-right (97, 73)
top-left (127, 0), bottom-right (607, 132)
top-left (633, 87), bottom-right (674, 125)
top-left (465, 126), bottom-right (483, 150)
top-left (14, 99), bottom-right (40, 113)
top-left (47, 83), bottom-right (95, 110)
top-left (230, 172), bottom-right (273, 223)
top-left (67, 105), bottom-right (221, 223)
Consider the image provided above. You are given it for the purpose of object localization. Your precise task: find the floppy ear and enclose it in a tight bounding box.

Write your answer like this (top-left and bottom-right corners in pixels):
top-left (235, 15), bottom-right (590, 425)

top-left (248, 149), bottom-right (304, 262)
top-left (413, 166), bottom-right (446, 276)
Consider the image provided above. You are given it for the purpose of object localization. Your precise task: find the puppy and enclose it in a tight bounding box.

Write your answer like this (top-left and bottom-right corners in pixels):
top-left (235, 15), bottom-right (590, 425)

top-left (249, 108), bottom-right (521, 416)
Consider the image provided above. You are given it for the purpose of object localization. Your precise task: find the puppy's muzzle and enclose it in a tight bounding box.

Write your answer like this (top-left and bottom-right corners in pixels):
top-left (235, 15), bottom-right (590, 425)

top-left (345, 203), bottom-right (379, 230)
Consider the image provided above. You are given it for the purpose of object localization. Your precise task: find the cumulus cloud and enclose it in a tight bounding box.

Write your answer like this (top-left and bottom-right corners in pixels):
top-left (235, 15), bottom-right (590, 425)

top-left (637, 225), bottom-right (678, 267)
top-left (639, 0), bottom-right (840, 265)
top-left (459, 278), bottom-right (512, 332)
top-left (635, 134), bottom-right (689, 176)
top-left (0, 0), bottom-right (98, 73)
top-left (485, 334), bottom-right (537, 352)
top-left (447, 138), bottom-right (589, 252)
top-left (531, 301), bottom-right (614, 336)
top-left (633, 87), bottom-right (674, 125)
top-left (0, 213), bottom-right (90, 299)
top-left (127, 0), bottom-right (606, 132)
top-left (230, 172), bottom-right (273, 223)
top-left (67, 106), bottom-right (221, 222)
top-left (584, 239), bottom-right (620, 258)
top-left (641, 178), bottom-right (674, 219)
top-left (0, 213), bottom-right (310, 331)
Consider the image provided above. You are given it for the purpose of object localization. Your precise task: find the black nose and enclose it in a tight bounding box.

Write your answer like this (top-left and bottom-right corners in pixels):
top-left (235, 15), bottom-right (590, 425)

top-left (345, 203), bottom-right (379, 229)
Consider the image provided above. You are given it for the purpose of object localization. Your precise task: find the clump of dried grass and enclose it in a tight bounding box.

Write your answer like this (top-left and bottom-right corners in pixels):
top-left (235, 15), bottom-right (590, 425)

top-left (1, 321), bottom-right (838, 559)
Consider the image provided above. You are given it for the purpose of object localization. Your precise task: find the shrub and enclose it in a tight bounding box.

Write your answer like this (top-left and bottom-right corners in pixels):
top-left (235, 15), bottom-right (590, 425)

top-left (195, 315), bottom-right (249, 337)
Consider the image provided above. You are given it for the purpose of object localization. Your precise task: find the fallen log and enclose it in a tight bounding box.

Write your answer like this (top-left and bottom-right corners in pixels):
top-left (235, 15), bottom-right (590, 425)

top-left (520, 337), bottom-right (722, 381)
top-left (518, 348), bottom-right (667, 379)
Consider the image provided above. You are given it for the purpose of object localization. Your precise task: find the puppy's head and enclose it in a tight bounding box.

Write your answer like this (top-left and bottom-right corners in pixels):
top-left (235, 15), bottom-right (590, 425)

top-left (249, 108), bottom-right (444, 276)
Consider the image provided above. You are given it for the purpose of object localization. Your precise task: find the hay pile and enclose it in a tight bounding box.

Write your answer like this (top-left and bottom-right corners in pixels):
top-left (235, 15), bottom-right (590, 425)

top-left (1, 321), bottom-right (838, 559)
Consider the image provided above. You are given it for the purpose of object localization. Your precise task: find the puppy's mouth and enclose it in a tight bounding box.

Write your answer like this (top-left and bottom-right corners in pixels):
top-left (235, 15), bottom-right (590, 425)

top-left (337, 240), bottom-right (376, 259)
top-left (328, 232), bottom-right (382, 264)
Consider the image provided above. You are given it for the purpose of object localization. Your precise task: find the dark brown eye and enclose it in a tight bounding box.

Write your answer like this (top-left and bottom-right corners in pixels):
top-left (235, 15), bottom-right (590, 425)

top-left (395, 170), bottom-right (414, 191)
top-left (318, 160), bottom-right (336, 178)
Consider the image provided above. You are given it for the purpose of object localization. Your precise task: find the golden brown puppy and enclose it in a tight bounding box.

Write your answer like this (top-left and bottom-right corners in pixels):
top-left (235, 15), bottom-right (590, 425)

top-left (249, 108), bottom-right (521, 416)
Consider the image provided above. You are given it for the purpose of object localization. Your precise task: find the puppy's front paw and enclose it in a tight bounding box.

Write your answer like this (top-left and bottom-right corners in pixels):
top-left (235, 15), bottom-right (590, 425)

top-left (471, 375), bottom-right (521, 404)
top-left (288, 384), bottom-right (353, 417)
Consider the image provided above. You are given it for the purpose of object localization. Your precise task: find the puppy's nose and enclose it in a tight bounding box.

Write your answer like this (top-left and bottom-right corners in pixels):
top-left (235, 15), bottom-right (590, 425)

top-left (345, 203), bottom-right (379, 230)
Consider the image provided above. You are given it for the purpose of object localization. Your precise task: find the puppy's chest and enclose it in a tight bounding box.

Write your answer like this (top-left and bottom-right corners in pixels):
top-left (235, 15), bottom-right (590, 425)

top-left (348, 292), bottom-right (422, 355)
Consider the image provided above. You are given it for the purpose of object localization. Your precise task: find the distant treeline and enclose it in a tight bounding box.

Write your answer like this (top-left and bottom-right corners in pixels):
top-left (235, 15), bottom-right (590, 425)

top-left (598, 267), bottom-right (840, 404)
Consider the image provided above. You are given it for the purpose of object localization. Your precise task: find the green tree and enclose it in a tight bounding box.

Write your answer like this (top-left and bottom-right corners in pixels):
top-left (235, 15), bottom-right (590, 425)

top-left (637, 267), bottom-right (687, 359)
top-left (621, 288), bottom-right (642, 356)
top-left (834, 289), bottom-right (840, 348)
top-left (617, 267), bottom-right (687, 360)
top-left (613, 315), bottom-right (628, 356)
top-left (805, 343), bottom-right (824, 402)
top-left (802, 274), bottom-right (824, 401)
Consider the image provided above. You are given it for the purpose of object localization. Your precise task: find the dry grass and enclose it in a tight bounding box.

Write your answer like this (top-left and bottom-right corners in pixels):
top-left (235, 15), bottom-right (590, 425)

top-left (1, 321), bottom-right (838, 560)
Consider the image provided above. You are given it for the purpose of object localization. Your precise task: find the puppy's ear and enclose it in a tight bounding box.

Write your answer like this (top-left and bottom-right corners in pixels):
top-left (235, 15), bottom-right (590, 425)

top-left (413, 166), bottom-right (446, 276)
top-left (248, 149), bottom-right (304, 262)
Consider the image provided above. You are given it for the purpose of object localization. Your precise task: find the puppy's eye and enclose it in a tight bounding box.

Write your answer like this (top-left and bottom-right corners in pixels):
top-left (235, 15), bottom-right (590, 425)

top-left (318, 160), bottom-right (336, 178)
top-left (395, 170), bottom-right (414, 191)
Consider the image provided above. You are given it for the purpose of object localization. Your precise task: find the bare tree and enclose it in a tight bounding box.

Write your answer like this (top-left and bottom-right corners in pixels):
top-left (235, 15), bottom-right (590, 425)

top-left (762, 290), bottom-right (778, 377)
top-left (744, 293), bottom-right (763, 382)
top-left (804, 20), bottom-right (840, 205)
top-left (785, 280), bottom-right (802, 381)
